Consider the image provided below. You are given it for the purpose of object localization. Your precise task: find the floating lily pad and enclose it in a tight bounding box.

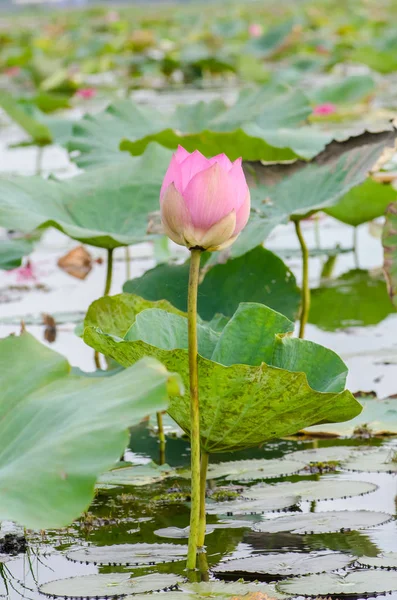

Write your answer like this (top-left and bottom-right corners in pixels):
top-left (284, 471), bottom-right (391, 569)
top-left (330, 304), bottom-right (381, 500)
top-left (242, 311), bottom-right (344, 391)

top-left (278, 570), bottom-right (397, 597)
top-left (0, 334), bottom-right (179, 529)
top-left (40, 573), bottom-right (181, 599)
top-left (206, 495), bottom-right (298, 515)
top-left (214, 552), bottom-right (354, 577)
top-left (254, 511), bottom-right (392, 534)
top-left (97, 463), bottom-right (177, 487)
top-left (0, 144), bottom-right (172, 249)
top-left (84, 299), bottom-right (361, 454)
top-left (0, 555), bottom-right (11, 564)
top-left (288, 446), bottom-right (358, 463)
top-left (147, 580), bottom-right (289, 600)
top-left (357, 553), bottom-right (397, 569)
top-left (244, 480), bottom-right (377, 502)
top-left (343, 449), bottom-right (397, 473)
top-left (206, 458), bottom-right (306, 481)
top-left (67, 543), bottom-right (187, 566)
top-left (302, 398), bottom-right (397, 436)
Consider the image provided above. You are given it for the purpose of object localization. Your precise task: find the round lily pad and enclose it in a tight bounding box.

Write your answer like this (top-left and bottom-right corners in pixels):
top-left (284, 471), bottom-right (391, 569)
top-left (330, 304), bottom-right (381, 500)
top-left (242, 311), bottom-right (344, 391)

top-left (278, 570), bottom-right (397, 596)
top-left (343, 449), bottom-right (397, 473)
top-left (207, 458), bottom-right (306, 481)
top-left (40, 573), bottom-right (181, 599)
top-left (253, 511), bottom-right (393, 534)
top-left (357, 553), bottom-right (397, 569)
top-left (66, 543), bottom-right (187, 566)
top-left (214, 552), bottom-right (354, 577)
top-left (206, 495), bottom-right (298, 515)
top-left (289, 446), bottom-right (359, 463)
top-left (244, 480), bottom-right (377, 502)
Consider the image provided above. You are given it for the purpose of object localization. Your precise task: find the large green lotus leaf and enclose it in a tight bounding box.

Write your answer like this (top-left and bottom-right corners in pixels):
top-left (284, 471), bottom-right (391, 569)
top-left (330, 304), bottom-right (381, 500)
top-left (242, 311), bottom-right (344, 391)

top-left (123, 246), bottom-right (301, 322)
top-left (0, 238), bottom-right (33, 270)
top-left (309, 269), bottom-right (395, 331)
top-left (383, 201), bottom-right (397, 308)
top-left (325, 180), bottom-right (396, 226)
top-left (0, 333), bottom-right (180, 529)
top-left (0, 90), bottom-right (53, 145)
top-left (230, 142), bottom-right (390, 259)
top-left (0, 144), bottom-right (172, 248)
top-left (309, 75), bottom-right (376, 105)
top-left (68, 89), bottom-right (329, 167)
top-left (84, 293), bottom-right (184, 338)
top-left (245, 20), bottom-right (296, 58)
top-left (83, 299), bottom-right (361, 453)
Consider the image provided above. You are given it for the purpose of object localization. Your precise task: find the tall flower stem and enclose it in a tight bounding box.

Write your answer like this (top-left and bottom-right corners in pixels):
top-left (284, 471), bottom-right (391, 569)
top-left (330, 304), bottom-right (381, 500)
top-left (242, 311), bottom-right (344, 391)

top-left (104, 248), bottom-right (114, 296)
top-left (197, 451), bottom-right (209, 548)
top-left (294, 219), bottom-right (310, 339)
top-left (156, 411), bottom-right (166, 465)
top-left (186, 248), bottom-right (202, 571)
top-left (94, 248), bottom-right (114, 369)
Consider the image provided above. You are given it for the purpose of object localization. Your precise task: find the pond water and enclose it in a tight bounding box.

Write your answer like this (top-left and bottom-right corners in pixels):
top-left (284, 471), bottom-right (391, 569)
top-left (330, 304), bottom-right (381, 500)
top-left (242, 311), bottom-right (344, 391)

top-left (1, 430), bottom-right (397, 599)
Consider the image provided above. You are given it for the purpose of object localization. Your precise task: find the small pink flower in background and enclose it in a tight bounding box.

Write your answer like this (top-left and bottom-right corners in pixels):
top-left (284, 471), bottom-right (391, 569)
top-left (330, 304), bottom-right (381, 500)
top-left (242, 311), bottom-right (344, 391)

top-left (9, 260), bottom-right (37, 283)
top-left (160, 146), bottom-right (250, 252)
top-left (106, 10), bottom-right (120, 23)
top-left (313, 102), bottom-right (337, 116)
top-left (75, 87), bottom-right (97, 100)
top-left (249, 23), bottom-right (263, 38)
top-left (4, 66), bottom-right (21, 77)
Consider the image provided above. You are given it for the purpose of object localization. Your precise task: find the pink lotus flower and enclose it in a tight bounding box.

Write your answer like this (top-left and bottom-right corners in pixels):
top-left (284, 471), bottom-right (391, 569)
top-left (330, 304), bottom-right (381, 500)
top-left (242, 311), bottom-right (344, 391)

top-left (313, 102), bottom-right (337, 116)
top-left (75, 87), bottom-right (97, 100)
top-left (249, 23), bottom-right (263, 38)
top-left (160, 146), bottom-right (250, 251)
top-left (9, 260), bottom-right (36, 282)
top-left (4, 66), bottom-right (21, 77)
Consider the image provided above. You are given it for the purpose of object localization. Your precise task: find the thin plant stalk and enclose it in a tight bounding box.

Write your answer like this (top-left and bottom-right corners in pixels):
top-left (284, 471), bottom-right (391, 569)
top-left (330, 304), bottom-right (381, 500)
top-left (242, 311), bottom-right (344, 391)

top-left (94, 248), bottom-right (114, 369)
top-left (156, 411), bottom-right (166, 465)
top-left (294, 219), bottom-right (310, 339)
top-left (353, 226), bottom-right (359, 268)
top-left (197, 451), bottom-right (209, 548)
top-left (197, 550), bottom-right (210, 582)
top-left (35, 146), bottom-right (44, 176)
top-left (125, 246), bottom-right (131, 280)
top-left (186, 248), bottom-right (202, 571)
top-left (104, 248), bottom-right (114, 296)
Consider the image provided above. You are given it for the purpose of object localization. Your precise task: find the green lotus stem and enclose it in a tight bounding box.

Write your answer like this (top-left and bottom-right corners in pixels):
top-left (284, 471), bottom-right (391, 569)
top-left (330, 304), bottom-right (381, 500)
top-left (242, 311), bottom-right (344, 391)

top-left (104, 248), bottom-right (114, 296)
top-left (186, 248), bottom-right (202, 571)
top-left (197, 451), bottom-right (209, 548)
top-left (197, 550), bottom-right (210, 582)
top-left (36, 146), bottom-right (44, 176)
top-left (353, 227), bottom-right (359, 268)
top-left (294, 219), bottom-right (310, 339)
top-left (125, 246), bottom-right (131, 280)
top-left (156, 411), bottom-right (166, 466)
top-left (94, 351), bottom-right (101, 370)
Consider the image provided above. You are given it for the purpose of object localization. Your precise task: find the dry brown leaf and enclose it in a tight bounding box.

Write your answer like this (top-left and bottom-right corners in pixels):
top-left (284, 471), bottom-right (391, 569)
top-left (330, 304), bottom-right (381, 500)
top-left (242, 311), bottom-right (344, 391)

top-left (57, 246), bottom-right (92, 280)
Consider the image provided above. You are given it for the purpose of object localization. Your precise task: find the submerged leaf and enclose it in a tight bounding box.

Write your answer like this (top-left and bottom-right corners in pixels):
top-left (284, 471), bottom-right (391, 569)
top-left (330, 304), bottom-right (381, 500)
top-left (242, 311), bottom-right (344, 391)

top-left (0, 333), bottom-right (179, 529)
top-left (214, 552), bottom-right (354, 577)
top-left (278, 570), bottom-right (397, 597)
top-left (84, 298), bottom-right (361, 453)
top-left (254, 511), bottom-right (392, 534)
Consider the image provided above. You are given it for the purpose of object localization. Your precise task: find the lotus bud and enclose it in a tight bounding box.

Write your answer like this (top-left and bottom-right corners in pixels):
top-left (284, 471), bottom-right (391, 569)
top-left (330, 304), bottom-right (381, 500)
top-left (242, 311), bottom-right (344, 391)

top-left (160, 146), bottom-right (250, 252)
